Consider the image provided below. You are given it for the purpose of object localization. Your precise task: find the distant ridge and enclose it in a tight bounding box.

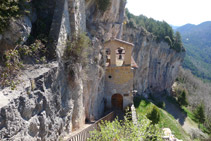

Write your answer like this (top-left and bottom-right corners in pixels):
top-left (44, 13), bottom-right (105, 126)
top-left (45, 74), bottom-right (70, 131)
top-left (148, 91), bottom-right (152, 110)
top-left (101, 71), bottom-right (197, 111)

top-left (170, 25), bottom-right (180, 30)
top-left (176, 21), bottom-right (211, 82)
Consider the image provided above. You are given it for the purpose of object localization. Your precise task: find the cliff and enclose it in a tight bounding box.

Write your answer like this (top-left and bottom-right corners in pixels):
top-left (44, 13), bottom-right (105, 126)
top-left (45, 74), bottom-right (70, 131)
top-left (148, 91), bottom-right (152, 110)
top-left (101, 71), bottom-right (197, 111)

top-left (0, 0), bottom-right (185, 140)
top-left (122, 26), bottom-right (185, 96)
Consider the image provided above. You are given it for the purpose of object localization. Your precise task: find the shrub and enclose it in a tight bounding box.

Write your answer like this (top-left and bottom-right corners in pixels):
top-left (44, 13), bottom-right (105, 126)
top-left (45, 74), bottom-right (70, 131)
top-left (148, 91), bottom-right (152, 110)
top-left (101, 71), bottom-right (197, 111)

top-left (177, 90), bottom-right (189, 107)
top-left (0, 40), bottom-right (47, 89)
top-left (156, 101), bottom-right (165, 109)
top-left (127, 19), bottom-right (137, 29)
top-left (0, 0), bottom-right (27, 33)
top-left (0, 49), bottom-right (22, 89)
top-left (194, 102), bottom-right (205, 124)
top-left (97, 0), bottom-right (110, 12)
top-left (88, 112), bottom-right (162, 140)
top-left (147, 106), bottom-right (161, 125)
top-left (64, 32), bottom-right (90, 64)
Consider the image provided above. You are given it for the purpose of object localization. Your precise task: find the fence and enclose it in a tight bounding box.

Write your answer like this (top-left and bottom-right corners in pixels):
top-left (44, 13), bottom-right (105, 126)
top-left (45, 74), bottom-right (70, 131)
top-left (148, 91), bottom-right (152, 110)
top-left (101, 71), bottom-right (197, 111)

top-left (68, 111), bottom-right (115, 141)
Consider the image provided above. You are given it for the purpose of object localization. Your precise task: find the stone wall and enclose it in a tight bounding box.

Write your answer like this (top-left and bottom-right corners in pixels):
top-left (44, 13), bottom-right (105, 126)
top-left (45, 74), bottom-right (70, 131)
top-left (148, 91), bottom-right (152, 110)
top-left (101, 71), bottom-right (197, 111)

top-left (105, 67), bottom-right (133, 109)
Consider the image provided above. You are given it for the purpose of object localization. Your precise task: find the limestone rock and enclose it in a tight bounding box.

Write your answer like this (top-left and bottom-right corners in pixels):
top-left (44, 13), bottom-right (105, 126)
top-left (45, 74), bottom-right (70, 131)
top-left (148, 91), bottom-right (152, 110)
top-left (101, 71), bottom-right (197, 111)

top-left (0, 0), bottom-right (186, 140)
top-left (0, 16), bottom-right (32, 53)
top-left (122, 26), bottom-right (185, 96)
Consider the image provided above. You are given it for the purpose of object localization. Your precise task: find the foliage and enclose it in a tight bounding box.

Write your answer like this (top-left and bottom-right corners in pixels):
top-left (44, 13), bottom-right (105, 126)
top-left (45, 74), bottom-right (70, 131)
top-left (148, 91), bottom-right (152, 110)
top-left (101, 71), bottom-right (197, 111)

top-left (0, 48), bottom-right (22, 89)
top-left (194, 103), bottom-right (205, 124)
top-left (127, 19), bottom-right (137, 29)
top-left (182, 106), bottom-right (211, 134)
top-left (135, 97), bottom-right (190, 140)
top-left (19, 40), bottom-right (47, 62)
top-left (0, 40), bottom-right (47, 89)
top-left (175, 68), bottom-right (211, 135)
top-left (0, 0), bottom-right (27, 33)
top-left (88, 112), bottom-right (162, 141)
top-left (204, 117), bottom-right (211, 134)
top-left (147, 106), bottom-right (161, 125)
top-left (97, 0), bottom-right (110, 12)
top-left (156, 101), bottom-right (166, 109)
top-left (171, 31), bottom-right (183, 52)
top-left (64, 32), bottom-right (91, 64)
top-left (125, 9), bottom-right (183, 52)
top-left (177, 89), bottom-right (189, 107)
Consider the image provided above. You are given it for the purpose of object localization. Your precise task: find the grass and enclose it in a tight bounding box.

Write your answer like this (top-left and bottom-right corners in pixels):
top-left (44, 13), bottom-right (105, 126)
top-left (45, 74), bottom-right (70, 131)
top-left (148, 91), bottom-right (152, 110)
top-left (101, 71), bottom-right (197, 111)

top-left (134, 97), bottom-right (190, 141)
top-left (182, 106), bottom-right (197, 122)
top-left (182, 106), bottom-right (211, 135)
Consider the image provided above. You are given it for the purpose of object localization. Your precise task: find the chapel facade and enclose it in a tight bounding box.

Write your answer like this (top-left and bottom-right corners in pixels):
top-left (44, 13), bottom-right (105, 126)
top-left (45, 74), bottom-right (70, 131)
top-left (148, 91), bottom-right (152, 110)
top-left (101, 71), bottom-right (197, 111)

top-left (104, 38), bottom-right (137, 110)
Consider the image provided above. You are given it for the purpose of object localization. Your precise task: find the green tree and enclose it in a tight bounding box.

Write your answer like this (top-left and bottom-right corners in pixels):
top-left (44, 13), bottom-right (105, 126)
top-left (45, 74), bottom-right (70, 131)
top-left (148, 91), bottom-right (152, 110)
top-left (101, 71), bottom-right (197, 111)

top-left (178, 90), bottom-right (188, 106)
top-left (147, 106), bottom-right (161, 125)
top-left (173, 32), bottom-right (182, 52)
top-left (125, 9), bottom-right (184, 52)
top-left (194, 102), bottom-right (205, 124)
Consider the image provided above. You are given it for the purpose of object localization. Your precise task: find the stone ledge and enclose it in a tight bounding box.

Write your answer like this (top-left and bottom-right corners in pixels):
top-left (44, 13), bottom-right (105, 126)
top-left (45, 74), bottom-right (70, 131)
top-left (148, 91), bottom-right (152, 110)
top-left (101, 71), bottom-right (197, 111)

top-left (0, 62), bottom-right (58, 108)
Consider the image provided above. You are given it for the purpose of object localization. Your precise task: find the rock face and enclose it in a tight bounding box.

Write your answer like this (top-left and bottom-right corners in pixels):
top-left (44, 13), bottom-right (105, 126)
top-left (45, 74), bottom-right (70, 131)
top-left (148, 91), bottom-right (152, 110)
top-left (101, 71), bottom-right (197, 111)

top-left (0, 0), bottom-right (126, 140)
top-left (122, 27), bottom-right (185, 96)
top-left (0, 63), bottom-right (73, 140)
top-left (0, 0), bottom-right (185, 140)
top-left (0, 16), bottom-right (32, 53)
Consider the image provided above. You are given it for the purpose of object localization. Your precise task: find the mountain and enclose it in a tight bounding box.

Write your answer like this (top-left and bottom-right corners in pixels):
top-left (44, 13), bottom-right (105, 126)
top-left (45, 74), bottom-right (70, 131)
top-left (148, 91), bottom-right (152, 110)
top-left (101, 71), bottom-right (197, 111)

top-left (0, 0), bottom-right (185, 140)
top-left (176, 21), bottom-right (211, 82)
top-left (170, 25), bottom-right (180, 30)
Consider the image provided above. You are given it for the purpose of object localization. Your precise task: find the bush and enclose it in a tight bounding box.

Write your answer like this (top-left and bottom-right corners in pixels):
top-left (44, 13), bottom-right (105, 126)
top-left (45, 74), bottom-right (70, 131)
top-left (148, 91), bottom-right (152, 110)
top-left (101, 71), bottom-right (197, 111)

top-left (156, 101), bottom-right (165, 109)
top-left (0, 40), bottom-right (47, 89)
top-left (97, 0), bottom-right (110, 12)
top-left (194, 103), bottom-right (205, 124)
top-left (64, 32), bottom-right (90, 64)
top-left (178, 90), bottom-right (189, 107)
top-left (127, 19), bottom-right (137, 29)
top-left (88, 112), bottom-right (162, 140)
top-left (0, 0), bottom-right (27, 33)
top-left (147, 106), bottom-right (161, 125)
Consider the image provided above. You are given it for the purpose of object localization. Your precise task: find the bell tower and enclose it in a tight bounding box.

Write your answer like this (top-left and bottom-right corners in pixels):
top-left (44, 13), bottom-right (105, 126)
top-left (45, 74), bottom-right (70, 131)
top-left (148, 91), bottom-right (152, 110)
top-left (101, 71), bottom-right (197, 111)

top-left (104, 38), bottom-right (137, 110)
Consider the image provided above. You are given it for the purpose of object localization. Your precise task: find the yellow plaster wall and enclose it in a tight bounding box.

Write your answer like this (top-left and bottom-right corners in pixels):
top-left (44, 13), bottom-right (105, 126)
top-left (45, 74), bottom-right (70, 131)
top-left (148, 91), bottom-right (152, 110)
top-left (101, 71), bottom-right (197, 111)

top-left (106, 67), bottom-right (133, 85)
top-left (104, 40), bottom-right (133, 66)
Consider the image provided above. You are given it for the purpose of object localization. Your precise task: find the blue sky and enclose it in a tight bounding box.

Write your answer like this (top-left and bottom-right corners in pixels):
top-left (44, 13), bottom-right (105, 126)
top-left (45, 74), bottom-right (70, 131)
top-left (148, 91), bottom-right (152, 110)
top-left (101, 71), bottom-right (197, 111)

top-left (126, 0), bottom-right (211, 26)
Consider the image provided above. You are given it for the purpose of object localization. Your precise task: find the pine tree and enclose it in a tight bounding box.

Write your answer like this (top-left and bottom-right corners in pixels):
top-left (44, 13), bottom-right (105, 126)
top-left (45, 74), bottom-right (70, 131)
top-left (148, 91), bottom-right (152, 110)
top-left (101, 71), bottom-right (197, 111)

top-left (178, 90), bottom-right (188, 106)
top-left (194, 102), bottom-right (205, 123)
top-left (147, 106), bottom-right (160, 125)
top-left (173, 32), bottom-right (182, 52)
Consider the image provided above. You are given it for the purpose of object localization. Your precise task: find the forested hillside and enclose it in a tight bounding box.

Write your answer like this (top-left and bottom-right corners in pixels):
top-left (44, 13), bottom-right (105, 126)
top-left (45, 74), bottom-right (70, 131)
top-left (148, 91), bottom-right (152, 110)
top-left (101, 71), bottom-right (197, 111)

top-left (125, 9), bottom-right (184, 52)
top-left (174, 68), bottom-right (211, 135)
top-left (176, 22), bottom-right (211, 82)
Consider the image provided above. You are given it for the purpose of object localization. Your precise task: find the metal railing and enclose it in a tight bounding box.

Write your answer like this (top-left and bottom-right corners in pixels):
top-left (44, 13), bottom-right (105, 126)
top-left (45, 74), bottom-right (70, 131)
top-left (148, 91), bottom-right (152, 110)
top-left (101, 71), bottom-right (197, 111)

top-left (68, 112), bottom-right (115, 141)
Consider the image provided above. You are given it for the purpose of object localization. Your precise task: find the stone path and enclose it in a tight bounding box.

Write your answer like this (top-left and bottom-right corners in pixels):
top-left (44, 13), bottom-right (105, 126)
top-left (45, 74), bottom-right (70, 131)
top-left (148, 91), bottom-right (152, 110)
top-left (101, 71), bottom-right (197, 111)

top-left (155, 94), bottom-right (208, 140)
top-left (131, 104), bottom-right (138, 125)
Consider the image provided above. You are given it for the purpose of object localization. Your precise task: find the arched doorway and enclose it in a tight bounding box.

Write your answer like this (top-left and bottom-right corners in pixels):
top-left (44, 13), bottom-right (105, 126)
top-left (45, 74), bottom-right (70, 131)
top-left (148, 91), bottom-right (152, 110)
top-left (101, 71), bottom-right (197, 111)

top-left (111, 94), bottom-right (123, 110)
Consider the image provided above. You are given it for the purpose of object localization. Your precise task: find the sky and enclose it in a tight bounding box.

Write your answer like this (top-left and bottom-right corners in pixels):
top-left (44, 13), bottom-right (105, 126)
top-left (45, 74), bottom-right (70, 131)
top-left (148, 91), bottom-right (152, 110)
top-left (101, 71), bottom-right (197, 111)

top-left (126, 0), bottom-right (211, 26)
